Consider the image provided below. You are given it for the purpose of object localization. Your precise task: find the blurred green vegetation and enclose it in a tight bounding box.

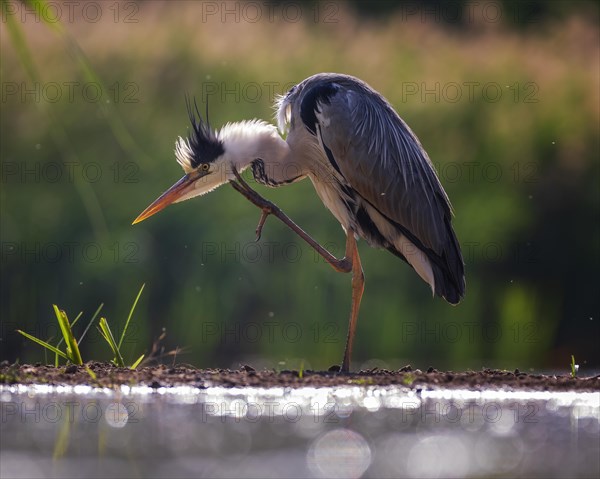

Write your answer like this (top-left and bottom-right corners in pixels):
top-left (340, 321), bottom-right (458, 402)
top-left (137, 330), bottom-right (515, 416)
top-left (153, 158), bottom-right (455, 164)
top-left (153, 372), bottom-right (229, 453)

top-left (1, 1), bottom-right (598, 371)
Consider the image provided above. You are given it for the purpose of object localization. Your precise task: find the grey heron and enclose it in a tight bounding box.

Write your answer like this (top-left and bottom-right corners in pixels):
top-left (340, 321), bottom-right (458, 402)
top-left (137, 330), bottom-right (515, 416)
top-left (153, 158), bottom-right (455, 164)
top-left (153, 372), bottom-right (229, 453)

top-left (133, 73), bottom-right (465, 371)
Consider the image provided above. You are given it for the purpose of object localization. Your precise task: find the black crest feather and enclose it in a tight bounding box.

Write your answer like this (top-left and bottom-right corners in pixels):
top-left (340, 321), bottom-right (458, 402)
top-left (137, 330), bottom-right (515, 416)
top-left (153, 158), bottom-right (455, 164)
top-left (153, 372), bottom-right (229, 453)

top-left (182, 95), bottom-right (224, 169)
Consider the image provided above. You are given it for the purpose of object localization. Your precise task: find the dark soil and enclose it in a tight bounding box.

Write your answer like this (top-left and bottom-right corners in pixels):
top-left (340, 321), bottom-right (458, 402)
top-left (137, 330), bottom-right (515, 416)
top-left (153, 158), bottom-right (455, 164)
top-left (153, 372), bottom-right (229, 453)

top-left (1, 362), bottom-right (599, 391)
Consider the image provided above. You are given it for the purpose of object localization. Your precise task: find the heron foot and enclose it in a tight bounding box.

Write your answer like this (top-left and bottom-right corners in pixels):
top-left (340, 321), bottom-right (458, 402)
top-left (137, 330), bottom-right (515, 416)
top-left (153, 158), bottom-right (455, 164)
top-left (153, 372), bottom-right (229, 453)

top-left (228, 167), bottom-right (279, 242)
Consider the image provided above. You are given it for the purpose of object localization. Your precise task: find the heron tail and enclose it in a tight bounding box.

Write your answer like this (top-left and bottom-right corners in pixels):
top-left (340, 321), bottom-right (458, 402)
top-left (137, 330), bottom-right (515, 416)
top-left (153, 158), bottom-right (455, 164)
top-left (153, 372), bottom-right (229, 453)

top-left (430, 218), bottom-right (465, 305)
top-left (386, 217), bottom-right (465, 304)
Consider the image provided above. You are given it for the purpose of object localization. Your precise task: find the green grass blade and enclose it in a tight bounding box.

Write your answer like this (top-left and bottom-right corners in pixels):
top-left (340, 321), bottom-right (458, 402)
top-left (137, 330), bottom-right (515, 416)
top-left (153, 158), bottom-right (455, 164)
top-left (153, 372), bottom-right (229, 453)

top-left (53, 305), bottom-right (74, 360)
top-left (84, 366), bottom-right (98, 381)
top-left (4, 2), bottom-right (41, 81)
top-left (53, 399), bottom-right (73, 460)
top-left (55, 311), bottom-right (82, 349)
top-left (78, 303), bottom-right (104, 344)
top-left (70, 311), bottom-right (84, 328)
top-left (98, 318), bottom-right (115, 353)
top-left (130, 354), bottom-right (145, 370)
top-left (118, 284), bottom-right (145, 350)
top-left (17, 330), bottom-right (69, 361)
top-left (53, 305), bottom-right (83, 365)
top-left (98, 318), bottom-right (125, 367)
top-left (23, 0), bottom-right (65, 33)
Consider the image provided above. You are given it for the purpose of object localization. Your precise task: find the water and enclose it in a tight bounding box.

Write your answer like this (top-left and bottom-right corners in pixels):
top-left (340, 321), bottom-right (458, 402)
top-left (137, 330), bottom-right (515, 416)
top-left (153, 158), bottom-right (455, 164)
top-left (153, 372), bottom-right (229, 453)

top-left (1, 384), bottom-right (598, 478)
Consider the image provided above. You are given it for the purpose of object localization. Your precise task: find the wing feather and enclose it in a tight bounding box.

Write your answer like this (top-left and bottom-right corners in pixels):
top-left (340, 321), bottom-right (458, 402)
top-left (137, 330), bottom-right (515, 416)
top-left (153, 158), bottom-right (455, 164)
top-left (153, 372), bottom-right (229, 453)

top-left (300, 75), bottom-right (464, 302)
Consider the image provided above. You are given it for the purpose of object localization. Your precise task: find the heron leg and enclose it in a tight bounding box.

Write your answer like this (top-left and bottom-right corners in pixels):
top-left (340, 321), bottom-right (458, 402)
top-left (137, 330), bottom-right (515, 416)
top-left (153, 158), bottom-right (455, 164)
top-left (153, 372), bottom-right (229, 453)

top-left (229, 168), bottom-right (352, 273)
top-left (341, 232), bottom-right (364, 372)
top-left (230, 168), bottom-right (364, 372)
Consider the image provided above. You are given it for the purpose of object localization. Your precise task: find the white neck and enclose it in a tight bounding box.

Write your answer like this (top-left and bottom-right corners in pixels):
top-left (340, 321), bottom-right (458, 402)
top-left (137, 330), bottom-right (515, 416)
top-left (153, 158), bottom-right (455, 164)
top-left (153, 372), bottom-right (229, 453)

top-left (218, 120), bottom-right (291, 174)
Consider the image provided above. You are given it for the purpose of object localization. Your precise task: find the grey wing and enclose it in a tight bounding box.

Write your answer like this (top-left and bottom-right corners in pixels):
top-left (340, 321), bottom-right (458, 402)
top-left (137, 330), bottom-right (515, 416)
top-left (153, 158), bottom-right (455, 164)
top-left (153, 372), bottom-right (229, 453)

top-left (306, 80), bottom-right (465, 303)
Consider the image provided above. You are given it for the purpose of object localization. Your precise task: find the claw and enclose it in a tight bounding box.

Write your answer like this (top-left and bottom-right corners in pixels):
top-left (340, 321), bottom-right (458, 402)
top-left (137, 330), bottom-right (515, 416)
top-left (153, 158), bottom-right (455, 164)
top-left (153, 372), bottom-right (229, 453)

top-left (255, 208), bottom-right (270, 242)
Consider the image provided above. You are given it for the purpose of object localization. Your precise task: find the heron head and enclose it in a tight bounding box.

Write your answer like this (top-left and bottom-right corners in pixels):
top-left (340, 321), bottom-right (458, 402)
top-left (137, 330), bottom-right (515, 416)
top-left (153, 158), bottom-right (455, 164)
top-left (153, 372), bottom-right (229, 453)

top-left (132, 98), bottom-right (230, 225)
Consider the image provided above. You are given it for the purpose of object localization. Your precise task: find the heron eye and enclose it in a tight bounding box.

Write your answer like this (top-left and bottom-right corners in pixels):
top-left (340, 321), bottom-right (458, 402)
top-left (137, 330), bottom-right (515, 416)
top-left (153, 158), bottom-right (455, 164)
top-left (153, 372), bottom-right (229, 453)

top-left (200, 163), bottom-right (210, 172)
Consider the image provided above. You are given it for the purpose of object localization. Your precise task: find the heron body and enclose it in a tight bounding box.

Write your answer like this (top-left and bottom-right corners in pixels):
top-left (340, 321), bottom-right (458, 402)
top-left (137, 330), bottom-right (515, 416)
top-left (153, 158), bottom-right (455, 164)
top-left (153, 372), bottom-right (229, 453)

top-left (134, 73), bottom-right (465, 371)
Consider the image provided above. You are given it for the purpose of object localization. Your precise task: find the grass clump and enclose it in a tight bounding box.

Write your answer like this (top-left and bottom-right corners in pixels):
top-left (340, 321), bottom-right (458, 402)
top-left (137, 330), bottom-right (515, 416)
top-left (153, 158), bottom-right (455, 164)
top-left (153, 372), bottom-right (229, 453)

top-left (570, 355), bottom-right (579, 378)
top-left (18, 284), bottom-right (146, 369)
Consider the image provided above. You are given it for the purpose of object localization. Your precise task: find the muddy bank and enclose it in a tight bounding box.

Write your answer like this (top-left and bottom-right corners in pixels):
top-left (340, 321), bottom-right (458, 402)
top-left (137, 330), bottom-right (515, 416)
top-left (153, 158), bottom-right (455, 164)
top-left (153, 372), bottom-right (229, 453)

top-left (2, 362), bottom-right (599, 391)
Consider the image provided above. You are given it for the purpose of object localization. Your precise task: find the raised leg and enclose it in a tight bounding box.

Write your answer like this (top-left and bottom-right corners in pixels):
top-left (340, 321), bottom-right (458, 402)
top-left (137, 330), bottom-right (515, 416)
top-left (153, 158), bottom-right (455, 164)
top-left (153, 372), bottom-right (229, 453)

top-left (229, 168), bottom-right (364, 372)
top-left (230, 168), bottom-right (352, 273)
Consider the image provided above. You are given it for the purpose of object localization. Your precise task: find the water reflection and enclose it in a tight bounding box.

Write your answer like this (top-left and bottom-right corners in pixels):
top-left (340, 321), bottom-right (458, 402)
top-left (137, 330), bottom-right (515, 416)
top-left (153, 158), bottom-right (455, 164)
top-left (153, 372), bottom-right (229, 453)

top-left (1, 385), bottom-right (598, 478)
top-left (307, 429), bottom-right (371, 479)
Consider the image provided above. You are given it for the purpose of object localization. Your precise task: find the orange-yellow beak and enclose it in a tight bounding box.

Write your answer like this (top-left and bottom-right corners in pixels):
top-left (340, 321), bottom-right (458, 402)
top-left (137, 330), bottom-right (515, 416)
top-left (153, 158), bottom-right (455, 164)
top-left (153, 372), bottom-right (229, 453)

top-left (132, 174), bottom-right (197, 225)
